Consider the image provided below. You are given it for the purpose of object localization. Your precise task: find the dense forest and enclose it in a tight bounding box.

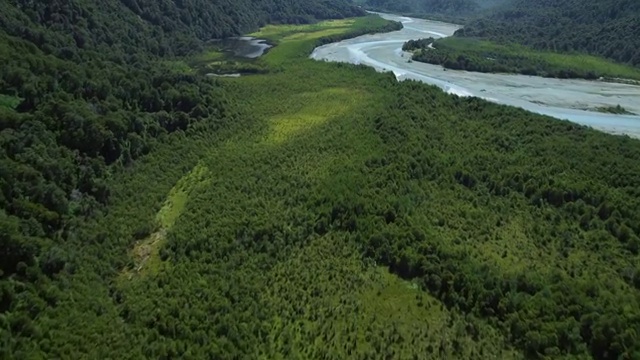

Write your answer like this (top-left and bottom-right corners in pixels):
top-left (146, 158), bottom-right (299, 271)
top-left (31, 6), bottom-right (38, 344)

top-left (458, 0), bottom-right (640, 66)
top-left (360, 0), bottom-right (640, 67)
top-left (3, 0), bottom-right (640, 359)
top-left (0, 0), bottom-right (364, 57)
top-left (357, 0), bottom-right (509, 20)
top-left (0, 1), bottom-right (366, 356)
top-left (0, 0), bottom-right (364, 274)
top-left (363, 0), bottom-right (479, 17)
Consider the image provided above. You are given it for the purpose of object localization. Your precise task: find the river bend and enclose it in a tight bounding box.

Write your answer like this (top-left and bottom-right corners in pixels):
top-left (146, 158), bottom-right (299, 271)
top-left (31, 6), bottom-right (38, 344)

top-left (311, 13), bottom-right (640, 138)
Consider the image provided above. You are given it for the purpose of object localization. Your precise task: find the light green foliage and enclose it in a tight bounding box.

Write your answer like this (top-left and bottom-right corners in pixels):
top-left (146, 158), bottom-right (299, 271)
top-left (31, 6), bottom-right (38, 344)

top-left (250, 19), bottom-right (355, 41)
top-left (158, 60), bottom-right (195, 74)
top-left (193, 50), bottom-right (226, 63)
top-left (119, 163), bottom-right (210, 279)
top-left (255, 15), bottom-right (400, 65)
top-left (0, 94), bottom-right (20, 109)
top-left (258, 235), bottom-right (521, 359)
top-left (157, 163), bottom-right (210, 229)
top-left (265, 87), bottom-right (366, 144)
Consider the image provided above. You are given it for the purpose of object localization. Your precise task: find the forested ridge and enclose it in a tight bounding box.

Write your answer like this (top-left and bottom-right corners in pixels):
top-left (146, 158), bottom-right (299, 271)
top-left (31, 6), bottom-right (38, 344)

top-left (356, 0), bottom-right (510, 20)
top-left (0, 0), bottom-right (364, 55)
top-left (3, 0), bottom-right (640, 359)
top-left (363, 0), bottom-right (479, 17)
top-left (358, 0), bottom-right (640, 66)
top-left (458, 0), bottom-right (640, 66)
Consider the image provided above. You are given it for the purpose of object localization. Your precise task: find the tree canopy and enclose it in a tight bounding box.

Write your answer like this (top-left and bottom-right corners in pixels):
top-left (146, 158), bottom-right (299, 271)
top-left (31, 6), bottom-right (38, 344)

top-left (459, 0), bottom-right (640, 66)
top-left (3, 0), bottom-right (640, 359)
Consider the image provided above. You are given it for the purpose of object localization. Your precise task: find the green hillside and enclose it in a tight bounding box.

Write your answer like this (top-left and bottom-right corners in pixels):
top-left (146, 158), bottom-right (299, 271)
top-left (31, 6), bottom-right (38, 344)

top-left (358, 0), bottom-right (510, 20)
top-left (365, 0), bottom-right (478, 16)
top-left (3, 0), bottom-right (640, 359)
top-left (459, 0), bottom-right (640, 66)
top-left (360, 0), bottom-right (478, 23)
top-left (0, 0), bottom-right (364, 275)
top-left (402, 0), bottom-right (640, 79)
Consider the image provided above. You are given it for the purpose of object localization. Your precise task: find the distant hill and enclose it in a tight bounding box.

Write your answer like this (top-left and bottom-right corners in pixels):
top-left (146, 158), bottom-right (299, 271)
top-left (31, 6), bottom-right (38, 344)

top-left (459, 0), bottom-right (640, 66)
top-left (364, 0), bottom-right (478, 17)
top-left (0, 0), bottom-right (364, 57)
top-left (359, 0), bottom-right (509, 19)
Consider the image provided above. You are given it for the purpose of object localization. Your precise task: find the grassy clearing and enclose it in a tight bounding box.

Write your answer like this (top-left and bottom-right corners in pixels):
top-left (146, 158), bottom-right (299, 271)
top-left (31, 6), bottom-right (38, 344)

top-left (282, 28), bottom-right (349, 41)
top-left (0, 94), bottom-right (20, 109)
top-left (157, 163), bottom-right (210, 229)
top-left (120, 163), bottom-right (210, 280)
top-left (265, 88), bottom-right (366, 144)
top-left (251, 24), bottom-right (353, 66)
top-left (252, 15), bottom-right (398, 66)
top-left (249, 19), bottom-right (355, 42)
top-left (193, 49), bottom-right (225, 63)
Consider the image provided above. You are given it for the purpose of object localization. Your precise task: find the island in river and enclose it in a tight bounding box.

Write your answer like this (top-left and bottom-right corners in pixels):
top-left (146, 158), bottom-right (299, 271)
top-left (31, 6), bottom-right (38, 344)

top-left (406, 36), bottom-right (640, 84)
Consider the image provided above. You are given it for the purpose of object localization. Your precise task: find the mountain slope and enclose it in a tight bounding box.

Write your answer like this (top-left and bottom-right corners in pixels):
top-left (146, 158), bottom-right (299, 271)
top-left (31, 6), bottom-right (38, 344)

top-left (0, 0), bottom-right (363, 323)
top-left (369, 0), bottom-right (478, 14)
top-left (458, 0), bottom-right (640, 66)
top-left (359, 0), bottom-right (511, 19)
top-left (0, 0), bottom-right (364, 56)
top-left (363, 0), bottom-right (479, 17)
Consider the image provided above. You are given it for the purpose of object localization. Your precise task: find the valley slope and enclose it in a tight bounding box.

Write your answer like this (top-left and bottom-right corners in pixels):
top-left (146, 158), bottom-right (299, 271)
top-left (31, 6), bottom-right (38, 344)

top-left (459, 0), bottom-right (640, 66)
top-left (2, 1), bottom-right (640, 360)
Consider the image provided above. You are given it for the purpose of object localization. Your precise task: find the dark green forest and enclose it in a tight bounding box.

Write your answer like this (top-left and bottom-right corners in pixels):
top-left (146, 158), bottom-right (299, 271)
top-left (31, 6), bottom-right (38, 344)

top-left (356, 0), bottom-right (509, 21)
top-left (0, 0), bottom-right (364, 278)
top-left (458, 0), bottom-right (640, 66)
top-left (3, 0), bottom-right (640, 359)
top-left (0, 0), bottom-right (364, 54)
top-left (0, 1), bottom-right (364, 356)
top-left (363, 0), bottom-right (478, 17)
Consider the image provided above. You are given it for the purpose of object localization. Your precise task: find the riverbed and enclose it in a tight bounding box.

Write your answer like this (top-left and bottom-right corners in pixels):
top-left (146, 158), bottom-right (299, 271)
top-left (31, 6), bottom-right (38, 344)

top-left (310, 13), bottom-right (640, 138)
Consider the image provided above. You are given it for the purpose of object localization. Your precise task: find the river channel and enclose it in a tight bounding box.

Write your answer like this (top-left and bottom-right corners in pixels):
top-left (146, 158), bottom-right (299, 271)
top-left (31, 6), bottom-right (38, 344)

top-left (310, 13), bottom-right (640, 138)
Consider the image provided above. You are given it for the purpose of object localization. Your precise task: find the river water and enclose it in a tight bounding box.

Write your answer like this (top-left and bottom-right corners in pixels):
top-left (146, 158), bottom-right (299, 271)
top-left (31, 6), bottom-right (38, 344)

top-left (310, 13), bottom-right (640, 138)
top-left (212, 36), bottom-right (271, 58)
